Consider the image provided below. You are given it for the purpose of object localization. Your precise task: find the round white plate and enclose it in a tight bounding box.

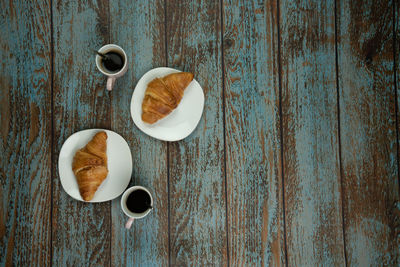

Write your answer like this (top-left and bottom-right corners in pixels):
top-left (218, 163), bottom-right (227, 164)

top-left (131, 67), bottom-right (205, 141)
top-left (58, 129), bottom-right (132, 202)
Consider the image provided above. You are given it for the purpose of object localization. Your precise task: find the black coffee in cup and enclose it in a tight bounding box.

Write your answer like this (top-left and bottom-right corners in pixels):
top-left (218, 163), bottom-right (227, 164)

top-left (126, 189), bottom-right (152, 213)
top-left (101, 51), bottom-right (124, 73)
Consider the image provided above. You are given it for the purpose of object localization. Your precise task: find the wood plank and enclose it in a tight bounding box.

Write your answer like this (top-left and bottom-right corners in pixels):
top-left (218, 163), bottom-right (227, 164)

top-left (109, 1), bottom-right (169, 266)
top-left (52, 1), bottom-right (111, 266)
top-left (397, 0), bottom-right (400, 194)
top-left (338, 0), bottom-right (400, 265)
top-left (166, 0), bottom-right (227, 265)
top-left (222, 0), bottom-right (286, 265)
top-left (279, 0), bottom-right (345, 265)
top-left (0, 0), bottom-right (52, 266)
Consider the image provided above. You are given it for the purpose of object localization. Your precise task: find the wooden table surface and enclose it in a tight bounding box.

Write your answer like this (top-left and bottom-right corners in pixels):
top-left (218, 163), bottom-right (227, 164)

top-left (1, 0), bottom-right (400, 266)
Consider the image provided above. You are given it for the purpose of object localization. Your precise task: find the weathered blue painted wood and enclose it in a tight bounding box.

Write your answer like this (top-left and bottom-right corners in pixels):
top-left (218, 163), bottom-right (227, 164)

top-left (279, 0), bottom-right (346, 265)
top-left (0, 0), bottom-right (52, 266)
top-left (3, 1), bottom-right (400, 266)
top-left (109, 1), bottom-right (169, 266)
top-left (166, 0), bottom-right (228, 265)
top-left (223, 0), bottom-right (286, 265)
top-left (397, 0), bottom-right (400, 194)
top-left (52, 1), bottom-right (111, 266)
top-left (338, 0), bottom-right (400, 265)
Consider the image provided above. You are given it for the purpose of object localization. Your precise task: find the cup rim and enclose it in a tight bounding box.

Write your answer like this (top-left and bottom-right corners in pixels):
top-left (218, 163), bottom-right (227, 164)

top-left (95, 44), bottom-right (128, 77)
top-left (120, 186), bottom-right (153, 219)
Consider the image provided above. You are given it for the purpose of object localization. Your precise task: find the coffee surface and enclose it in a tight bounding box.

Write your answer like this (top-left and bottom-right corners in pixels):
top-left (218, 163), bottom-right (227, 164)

top-left (102, 51), bottom-right (123, 72)
top-left (126, 189), bottom-right (151, 213)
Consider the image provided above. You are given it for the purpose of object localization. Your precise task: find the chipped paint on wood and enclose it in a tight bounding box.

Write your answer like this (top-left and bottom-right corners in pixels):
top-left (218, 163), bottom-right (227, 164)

top-left (166, 0), bottom-right (228, 265)
top-left (223, 0), bottom-right (286, 265)
top-left (0, 0), bottom-right (52, 266)
top-left (338, 0), bottom-right (400, 265)
top-left (109, 0), bottom-right (169, 266)
top-left (2, 0), bottom-right (400, 265)
top-left (52, 1), bottom-right (111, 266)
top-left (280, 0), bottom-right (346, 265)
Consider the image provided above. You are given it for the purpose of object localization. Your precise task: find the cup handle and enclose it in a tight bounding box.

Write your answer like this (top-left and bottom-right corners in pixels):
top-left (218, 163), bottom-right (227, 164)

top-left (125, 217), bottom-right (134, 229)
top-left (107, 77), bottom-right (116, 91)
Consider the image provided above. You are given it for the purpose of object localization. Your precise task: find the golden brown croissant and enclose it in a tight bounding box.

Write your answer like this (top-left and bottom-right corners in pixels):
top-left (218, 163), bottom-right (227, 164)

top-left (72, 131), bottom-right (108, 201)
top-left (142, 72), bottom-right (194, 124)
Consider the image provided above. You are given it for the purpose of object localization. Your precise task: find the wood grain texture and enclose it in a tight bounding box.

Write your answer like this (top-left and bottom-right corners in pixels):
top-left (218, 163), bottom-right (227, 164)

top-left (223, 0), bottom-right (286, 266)
top-left (166, 0), bottom-right (227, 265)
top-left (52, 1), bottom-right (111, 266)
top-left (0, 0), bottom-right (52, 266)
top-left (338, 0), bottom-right (400, 265)
top-left (109, 0), bottom-right (169, 266)
top-left (397, 0), bottom-right (400, 195)
top-left (279, 0), bottom-right (345, 265)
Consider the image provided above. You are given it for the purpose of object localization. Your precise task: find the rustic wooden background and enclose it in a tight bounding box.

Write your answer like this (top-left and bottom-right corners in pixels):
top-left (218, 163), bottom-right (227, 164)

top-left (1, 0), bottom-right (400, 266)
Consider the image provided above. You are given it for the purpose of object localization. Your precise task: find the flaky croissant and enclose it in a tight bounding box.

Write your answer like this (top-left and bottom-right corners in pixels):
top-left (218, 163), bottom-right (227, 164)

top-left (72, 131), bottom-right (108, 201)
top-left (142, 72), bottom-right (194, 124)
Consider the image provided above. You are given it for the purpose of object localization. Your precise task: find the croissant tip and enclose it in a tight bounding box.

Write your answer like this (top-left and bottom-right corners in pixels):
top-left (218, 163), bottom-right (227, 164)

top-left (82, 194), bottom-right (94, 201)
top-left (182, 72), bottom-right (194, 80)
top-left (95, 131), bottom-right (107, 139)
top-left (142, 112), bottom-right (157, 124)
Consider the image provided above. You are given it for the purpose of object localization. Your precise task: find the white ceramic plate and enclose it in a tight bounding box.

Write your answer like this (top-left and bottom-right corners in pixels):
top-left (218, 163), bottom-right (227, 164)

top-left (131, 67), bottom-right (205, 141)
top-left (58, 129), bottom-right (132, 202)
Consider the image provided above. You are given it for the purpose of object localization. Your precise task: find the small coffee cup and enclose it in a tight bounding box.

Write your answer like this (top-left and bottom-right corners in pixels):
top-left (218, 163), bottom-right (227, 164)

top-left (95, 44), bottom-right (128, 91)
top-left (121, 186), bottom-right (153, 229)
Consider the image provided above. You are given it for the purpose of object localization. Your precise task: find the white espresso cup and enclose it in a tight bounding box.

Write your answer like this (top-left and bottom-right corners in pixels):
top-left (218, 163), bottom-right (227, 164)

top-left (121, 186), bottom-right (153, 229)
top-left (95, 44), bottom-right (128, 91)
